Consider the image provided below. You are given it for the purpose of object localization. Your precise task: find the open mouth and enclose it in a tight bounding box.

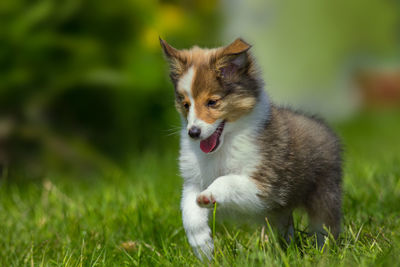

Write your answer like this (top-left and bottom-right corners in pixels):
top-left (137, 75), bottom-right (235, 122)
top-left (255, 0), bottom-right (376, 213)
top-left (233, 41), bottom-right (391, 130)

top-left (200, 121), bottom-right (225, 154)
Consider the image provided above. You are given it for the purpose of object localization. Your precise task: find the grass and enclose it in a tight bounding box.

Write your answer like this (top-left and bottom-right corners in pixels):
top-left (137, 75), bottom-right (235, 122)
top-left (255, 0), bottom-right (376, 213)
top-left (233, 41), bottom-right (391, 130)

top-left (1, 110), bottom-right (400, 266)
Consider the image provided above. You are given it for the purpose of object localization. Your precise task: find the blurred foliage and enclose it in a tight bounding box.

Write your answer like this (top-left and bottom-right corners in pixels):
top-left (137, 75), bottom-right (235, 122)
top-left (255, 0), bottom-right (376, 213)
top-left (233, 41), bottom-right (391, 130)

top-left (0, 0), bottom-right (221, 178)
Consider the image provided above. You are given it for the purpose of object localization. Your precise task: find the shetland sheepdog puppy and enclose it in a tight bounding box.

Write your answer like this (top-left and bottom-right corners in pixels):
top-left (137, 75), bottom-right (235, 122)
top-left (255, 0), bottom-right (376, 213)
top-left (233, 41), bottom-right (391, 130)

top-left (160, 38), bottom-right (342, 261)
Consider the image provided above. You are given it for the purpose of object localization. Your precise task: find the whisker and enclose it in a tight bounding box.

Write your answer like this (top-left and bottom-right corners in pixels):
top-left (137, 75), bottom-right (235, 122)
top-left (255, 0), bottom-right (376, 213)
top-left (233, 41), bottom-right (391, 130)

top-left (165, 130), bottom-right (181, 137)
top-left (164, 125), bottom-right (182, 132)
top-left (163, 124), bottom-right (183, 137)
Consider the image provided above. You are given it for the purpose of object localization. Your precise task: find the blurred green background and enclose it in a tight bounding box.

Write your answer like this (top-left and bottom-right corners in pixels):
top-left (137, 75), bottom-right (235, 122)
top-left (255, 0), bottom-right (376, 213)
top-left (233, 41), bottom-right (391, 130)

top-left (0, 0), bottom-right (399, 179)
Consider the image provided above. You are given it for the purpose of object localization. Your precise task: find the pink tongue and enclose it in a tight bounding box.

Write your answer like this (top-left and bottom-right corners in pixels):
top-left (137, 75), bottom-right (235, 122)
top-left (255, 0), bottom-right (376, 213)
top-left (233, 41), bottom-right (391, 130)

top-left (200, 132), bottom-right (219, 153)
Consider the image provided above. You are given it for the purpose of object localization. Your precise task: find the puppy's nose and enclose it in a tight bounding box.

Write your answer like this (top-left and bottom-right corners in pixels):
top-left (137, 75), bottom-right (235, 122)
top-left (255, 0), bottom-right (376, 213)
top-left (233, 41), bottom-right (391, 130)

top-left (188, 126), bottom-right (201, 139)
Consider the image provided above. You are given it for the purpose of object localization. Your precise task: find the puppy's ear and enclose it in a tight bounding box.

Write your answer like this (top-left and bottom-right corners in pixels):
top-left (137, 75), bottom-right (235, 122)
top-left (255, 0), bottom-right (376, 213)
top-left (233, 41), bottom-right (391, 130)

top-left (223, 38), bottom-right (251, 56)
top-left (160, 37), bottom-right (187, 85)
top-left (160, 37), bottom-right (180, 58)
top-left (216, 38), bottom-right (252, 79)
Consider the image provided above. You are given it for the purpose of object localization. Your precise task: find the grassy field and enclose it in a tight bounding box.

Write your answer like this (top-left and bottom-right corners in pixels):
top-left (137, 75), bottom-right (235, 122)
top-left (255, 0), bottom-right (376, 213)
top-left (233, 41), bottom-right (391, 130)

top-left (1, 111), bottom-right (400, 266)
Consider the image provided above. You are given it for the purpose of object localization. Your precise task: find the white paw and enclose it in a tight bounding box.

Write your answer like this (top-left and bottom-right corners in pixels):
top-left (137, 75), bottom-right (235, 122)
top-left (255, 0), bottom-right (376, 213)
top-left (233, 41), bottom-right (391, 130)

top-left (193, 239), bottom-right (214, 261)
top-left (187, 229), bottom-right (214, 261)
top-left (196, 190), bottom-right (216, 208)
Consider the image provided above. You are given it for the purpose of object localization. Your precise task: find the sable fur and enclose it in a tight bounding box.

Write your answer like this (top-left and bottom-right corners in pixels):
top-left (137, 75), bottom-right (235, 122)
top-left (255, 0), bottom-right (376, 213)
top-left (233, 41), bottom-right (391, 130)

top-left (160, 37), bottom-right (343, 261)
top-left (252, 105), bottom-right (342, 237)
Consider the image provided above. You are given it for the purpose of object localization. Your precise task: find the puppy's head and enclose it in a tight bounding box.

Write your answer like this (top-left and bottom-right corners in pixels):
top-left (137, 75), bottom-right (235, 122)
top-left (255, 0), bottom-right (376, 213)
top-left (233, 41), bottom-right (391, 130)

top-left (160, 38), bottom-right (261, 153)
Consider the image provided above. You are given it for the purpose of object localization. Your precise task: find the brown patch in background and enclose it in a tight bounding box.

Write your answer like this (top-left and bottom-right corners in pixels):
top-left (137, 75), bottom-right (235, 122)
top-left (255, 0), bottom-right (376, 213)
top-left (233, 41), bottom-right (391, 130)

top-left (356, 68), bottom-right (400, 108)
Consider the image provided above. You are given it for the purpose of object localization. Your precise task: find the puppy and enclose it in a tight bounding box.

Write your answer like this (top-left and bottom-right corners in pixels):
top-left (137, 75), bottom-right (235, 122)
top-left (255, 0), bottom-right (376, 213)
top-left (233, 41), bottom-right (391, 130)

top-left (160, 37), bottom-right (342, 261)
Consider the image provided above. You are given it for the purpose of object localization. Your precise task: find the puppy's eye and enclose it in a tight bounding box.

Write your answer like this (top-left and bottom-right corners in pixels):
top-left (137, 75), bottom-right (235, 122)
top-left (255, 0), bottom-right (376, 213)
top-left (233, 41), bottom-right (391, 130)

top-left (207, 99), bottom-right (218, 108)
top-left (183, 103), bottom-right (190, 110)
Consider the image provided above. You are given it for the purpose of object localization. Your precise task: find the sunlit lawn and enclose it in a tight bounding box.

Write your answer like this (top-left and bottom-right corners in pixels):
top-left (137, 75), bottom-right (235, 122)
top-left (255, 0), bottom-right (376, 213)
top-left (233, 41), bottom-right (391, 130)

top-left (1, 111), bottom-right (399, 266)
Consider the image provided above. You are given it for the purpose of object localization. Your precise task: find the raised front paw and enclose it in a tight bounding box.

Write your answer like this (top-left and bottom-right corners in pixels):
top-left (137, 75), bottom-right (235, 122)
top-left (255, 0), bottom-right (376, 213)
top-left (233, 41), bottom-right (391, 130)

top-left (196, 190), bottom-right (216, 208)
top-left (187, 230), bottom-right (214, 261)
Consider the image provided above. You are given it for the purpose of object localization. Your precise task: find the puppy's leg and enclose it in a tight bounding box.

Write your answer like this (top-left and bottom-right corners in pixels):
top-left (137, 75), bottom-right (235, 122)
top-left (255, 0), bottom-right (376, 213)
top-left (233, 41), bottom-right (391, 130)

top-left (196, 175), bottom-right (264, 214)
top-left (268, 211), bottom-right (294, 245)
top-left (181, 183), bottom-right (213, 261)
top-left (306, 186), bottom-right (341, 247)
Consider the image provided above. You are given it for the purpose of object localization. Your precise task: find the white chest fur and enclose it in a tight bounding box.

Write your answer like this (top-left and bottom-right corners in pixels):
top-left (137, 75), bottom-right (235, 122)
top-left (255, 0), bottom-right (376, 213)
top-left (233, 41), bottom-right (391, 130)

top-left (179, 128), bottom-right (259, 190)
